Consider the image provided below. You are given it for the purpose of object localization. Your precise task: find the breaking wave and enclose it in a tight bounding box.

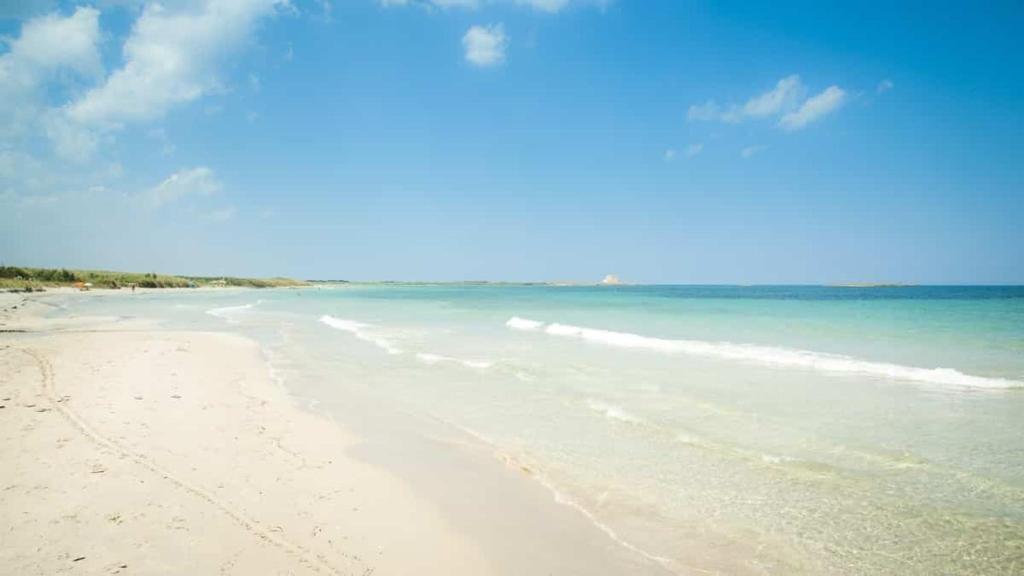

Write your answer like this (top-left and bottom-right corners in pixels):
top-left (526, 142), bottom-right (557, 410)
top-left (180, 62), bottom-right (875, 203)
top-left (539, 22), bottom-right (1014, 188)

top-left (319, 315), bottom-right (402, 355)
top-left (508, 318), bottom-right (1022, 390)
top-left (415, 352), bottom-right (494, 370)
top-left (206, 302), bottom-right (257, 323)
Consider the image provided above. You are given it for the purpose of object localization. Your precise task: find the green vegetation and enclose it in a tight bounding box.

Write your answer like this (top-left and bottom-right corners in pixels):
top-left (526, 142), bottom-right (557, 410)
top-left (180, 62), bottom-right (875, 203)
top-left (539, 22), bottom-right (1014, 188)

top-left (0, 266), bottom-right (307, 292)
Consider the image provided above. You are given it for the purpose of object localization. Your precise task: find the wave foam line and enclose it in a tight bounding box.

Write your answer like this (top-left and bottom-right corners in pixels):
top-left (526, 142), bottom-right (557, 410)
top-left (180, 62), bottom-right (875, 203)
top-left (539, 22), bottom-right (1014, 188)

top-left (509, 318), bottom-right (1022, 390)
top-left (586, 399), bottom-right (644, 425)
top-left (206, 303), bottom-right (256, 323)
top-left (433, 419), bottom-right (678, 574)
top-left (319, 315), bottom-right (402, 355)
top-left (506, 316), bottom-right (544, 331)
top-left (544, 482), bottom-right (679, 573)
top-left (415, 352), bottom-right (493, 370)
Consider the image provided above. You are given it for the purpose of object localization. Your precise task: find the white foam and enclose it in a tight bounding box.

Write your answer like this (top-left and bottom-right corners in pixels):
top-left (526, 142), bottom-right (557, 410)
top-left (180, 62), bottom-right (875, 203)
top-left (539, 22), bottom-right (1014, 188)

top-left (415, 352), bottom-right (493, 370)
top-left (205, 303), bottom-right (255, 323)
top-left (586, 399), bottom-right (643, 424)
top-left (506, 316), bottom-right (544, 331)
top-left (319, 315), bottom-right (402, 355)
top-left (318, 316), bottom-right (366, 332)
top-left (512, 318), bottom-right (1022, 390)
top-left (415, 352), bottom-right (444, 364)
top-left (545, 484), bottom-right (676, 571)
top-left (674, 432), bottom-right (709, 448)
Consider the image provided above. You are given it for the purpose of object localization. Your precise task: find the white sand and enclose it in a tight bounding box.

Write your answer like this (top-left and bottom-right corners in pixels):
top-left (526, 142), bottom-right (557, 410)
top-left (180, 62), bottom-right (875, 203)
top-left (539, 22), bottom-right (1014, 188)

top-left (0, 291), bottom-right (672, 575)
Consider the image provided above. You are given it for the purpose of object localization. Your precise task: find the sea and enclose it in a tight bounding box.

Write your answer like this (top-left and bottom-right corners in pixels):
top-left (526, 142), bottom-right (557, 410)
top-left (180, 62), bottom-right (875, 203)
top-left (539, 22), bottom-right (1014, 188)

top-left (53, 284), bottom-right (1024, 574)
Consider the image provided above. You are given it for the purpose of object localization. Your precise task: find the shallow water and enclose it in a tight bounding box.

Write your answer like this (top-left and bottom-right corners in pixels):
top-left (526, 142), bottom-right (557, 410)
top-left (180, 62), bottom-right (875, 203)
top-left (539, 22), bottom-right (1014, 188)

top-left (58, 285), bottom-right (1024, 574)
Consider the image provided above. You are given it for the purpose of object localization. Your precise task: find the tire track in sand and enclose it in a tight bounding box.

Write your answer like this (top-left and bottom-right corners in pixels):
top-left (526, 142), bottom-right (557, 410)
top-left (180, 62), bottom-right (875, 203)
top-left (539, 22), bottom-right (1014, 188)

top-left (15, 346), bottom-right (366, 576)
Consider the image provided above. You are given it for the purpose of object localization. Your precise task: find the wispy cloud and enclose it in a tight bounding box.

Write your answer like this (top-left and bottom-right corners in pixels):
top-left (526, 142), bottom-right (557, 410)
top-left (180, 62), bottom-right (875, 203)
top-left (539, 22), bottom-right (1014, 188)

top-left (463, 24), bottom-right (507, 67)
top-left (778, 86), bottom-right (846, 131)
top-left (689, 75), bottom-right (846, 131)
top-left (145, 167), bottom-right (221, 208)
top-left (877, 79), bottom-right (894, 94)
top-left (688, 75), bottom-right (805, 124)
top-left (741, 145), bottom-right (766, 159)
top-left (735, 75), bottom-right (805, 120)
top-left (665, 143), bottom-right (704, 162)
top-left (516, 0), bottom-right (570, 11)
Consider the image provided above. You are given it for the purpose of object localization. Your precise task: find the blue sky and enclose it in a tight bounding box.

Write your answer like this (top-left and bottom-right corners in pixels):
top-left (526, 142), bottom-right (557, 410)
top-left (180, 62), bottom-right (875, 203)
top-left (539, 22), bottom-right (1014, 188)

top-left (1, 0), bottom-right (1022, 283)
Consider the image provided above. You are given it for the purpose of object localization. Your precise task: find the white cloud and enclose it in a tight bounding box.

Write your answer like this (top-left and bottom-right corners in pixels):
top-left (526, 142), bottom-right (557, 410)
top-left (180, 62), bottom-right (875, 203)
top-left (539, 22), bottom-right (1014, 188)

top-left (688, 74), bottom-right (805, 124)
top-left (43, 112), bottom-right (100, 163)
top-left (877, 79), bottom-right (894, 94)
top-left (778, 85), bottom-right (846, 131)
top-left (690, 74), bottom-right (847, 132)
top-left (0, 1), bottom-right (282, 172)
top-left (463, 24), bottom-right (507, 67)
top-left (741, 145), bottom-right (765, 158)
top-left (146, 167), bottom-right (222, 208)
top-left (313, 0), bottom-right (332, 20)
top-left (67, 0), bottom-right (284, 127)
top-left (0, 7), bottom-right (102, 138)
top-left (516, 0), bottom-right (569, 11)
top-left (737, 75), bottom-right (804, 119)
top-left (665, 143), bottom-right (703, 162)
top-left (686, 100), bottom-right (722, 122)
top-left (2, 7), bottom-right (103, 77)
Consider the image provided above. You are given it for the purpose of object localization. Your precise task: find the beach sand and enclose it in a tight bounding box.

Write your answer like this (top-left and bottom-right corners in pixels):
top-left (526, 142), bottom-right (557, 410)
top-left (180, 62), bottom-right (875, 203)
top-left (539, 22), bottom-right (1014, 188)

top-left (0, 292), bottom-right (670, 575)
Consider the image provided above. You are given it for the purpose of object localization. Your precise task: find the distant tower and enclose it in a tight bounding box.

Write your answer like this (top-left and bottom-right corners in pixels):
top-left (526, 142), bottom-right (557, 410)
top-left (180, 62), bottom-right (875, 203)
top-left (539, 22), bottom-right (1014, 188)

top-left (601, 274), bottom-right (621, 285)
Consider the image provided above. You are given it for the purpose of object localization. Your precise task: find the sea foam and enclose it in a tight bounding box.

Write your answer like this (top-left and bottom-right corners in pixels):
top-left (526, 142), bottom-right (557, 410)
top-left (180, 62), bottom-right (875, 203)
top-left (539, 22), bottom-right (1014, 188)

top-left (205, 302), bottom-right (256, 323)
top-left (319, 315), bottom-right (402, 355)
top-left (435, 420), bottom-right (675, 572)
top-left (586, 399), bottom-right (644, 424)
top-left (511, 318), bottom-right (1023, 389)
top-left (415, 352), bottom-right (494, 370)
top-left (506, 316), bottom-right (544, 331)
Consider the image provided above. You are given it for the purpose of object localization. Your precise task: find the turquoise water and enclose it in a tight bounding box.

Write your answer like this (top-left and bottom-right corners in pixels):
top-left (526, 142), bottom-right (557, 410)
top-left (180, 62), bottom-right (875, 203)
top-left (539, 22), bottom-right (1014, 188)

top-left (58, 285), bottom-right (1024, 574)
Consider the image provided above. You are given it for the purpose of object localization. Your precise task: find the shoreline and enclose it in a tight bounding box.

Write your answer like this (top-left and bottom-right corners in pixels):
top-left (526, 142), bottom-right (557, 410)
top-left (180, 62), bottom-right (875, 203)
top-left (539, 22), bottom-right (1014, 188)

top-left (0, 291), bottom-right (673, 575)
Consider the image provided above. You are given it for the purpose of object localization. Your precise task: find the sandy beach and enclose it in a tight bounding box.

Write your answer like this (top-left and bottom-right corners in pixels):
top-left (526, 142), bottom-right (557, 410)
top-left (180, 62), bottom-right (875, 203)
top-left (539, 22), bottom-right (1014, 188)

top-left (0, 291), bottom-right (669, 575)
top-left (7, 285), bottom-right (1021, 575)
